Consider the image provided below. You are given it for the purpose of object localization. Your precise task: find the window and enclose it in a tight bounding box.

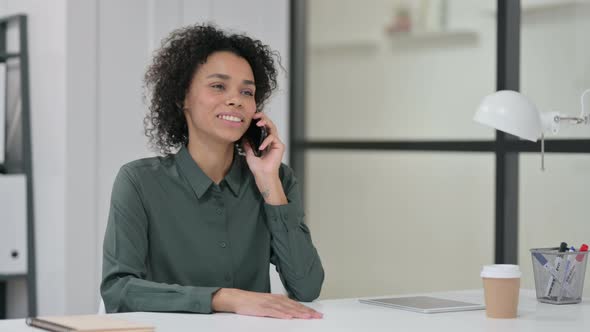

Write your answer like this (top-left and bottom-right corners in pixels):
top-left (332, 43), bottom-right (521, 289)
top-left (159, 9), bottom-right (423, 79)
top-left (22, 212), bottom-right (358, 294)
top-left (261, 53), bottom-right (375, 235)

top-left (290, 0), bottom-right (590, 298)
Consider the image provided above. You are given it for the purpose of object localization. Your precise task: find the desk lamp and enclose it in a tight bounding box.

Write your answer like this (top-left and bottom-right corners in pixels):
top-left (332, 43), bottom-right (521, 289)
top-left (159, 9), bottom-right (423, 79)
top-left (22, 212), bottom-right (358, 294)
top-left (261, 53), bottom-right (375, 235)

top-left (473, 89), bottom-right (590, 170)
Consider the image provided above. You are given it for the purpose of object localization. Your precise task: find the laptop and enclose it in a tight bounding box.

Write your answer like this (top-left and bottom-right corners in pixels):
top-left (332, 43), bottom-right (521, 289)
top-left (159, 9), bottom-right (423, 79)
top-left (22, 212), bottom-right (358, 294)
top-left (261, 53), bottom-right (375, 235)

top-left (359, 296), bottom-right (485, 314)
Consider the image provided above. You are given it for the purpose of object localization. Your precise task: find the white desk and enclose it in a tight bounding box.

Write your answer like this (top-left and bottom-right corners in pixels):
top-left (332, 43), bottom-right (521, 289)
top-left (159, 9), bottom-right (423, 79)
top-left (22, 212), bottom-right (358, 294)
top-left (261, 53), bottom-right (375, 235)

top-left (1, 289), bottom-right (589, 331)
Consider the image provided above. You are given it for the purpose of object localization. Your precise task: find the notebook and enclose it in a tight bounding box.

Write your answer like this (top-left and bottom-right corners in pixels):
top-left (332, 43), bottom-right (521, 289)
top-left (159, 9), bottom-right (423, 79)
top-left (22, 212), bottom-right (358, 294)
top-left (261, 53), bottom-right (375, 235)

top-left (25, 315), bottom-right (154, 332)
top-left (359, 296), bottom-right (485, 313)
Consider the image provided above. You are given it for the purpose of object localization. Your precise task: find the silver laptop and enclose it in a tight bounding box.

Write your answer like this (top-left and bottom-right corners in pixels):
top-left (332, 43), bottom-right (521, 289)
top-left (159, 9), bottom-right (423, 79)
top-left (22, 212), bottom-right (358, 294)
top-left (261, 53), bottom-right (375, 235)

top-left (359, 296), bottom-right (485, 314)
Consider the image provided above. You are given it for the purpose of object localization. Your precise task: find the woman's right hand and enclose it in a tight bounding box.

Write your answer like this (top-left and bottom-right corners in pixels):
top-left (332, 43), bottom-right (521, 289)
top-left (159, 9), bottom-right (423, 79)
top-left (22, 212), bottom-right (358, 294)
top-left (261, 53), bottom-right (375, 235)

top-left (212, 288), bottom-right (323, 319)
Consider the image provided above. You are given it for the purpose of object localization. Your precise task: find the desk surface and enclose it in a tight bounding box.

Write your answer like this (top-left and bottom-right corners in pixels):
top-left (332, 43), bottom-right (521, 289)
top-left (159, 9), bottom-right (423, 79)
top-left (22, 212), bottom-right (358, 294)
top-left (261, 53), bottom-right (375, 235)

top-left (2, 289), bottom-right (589, 331)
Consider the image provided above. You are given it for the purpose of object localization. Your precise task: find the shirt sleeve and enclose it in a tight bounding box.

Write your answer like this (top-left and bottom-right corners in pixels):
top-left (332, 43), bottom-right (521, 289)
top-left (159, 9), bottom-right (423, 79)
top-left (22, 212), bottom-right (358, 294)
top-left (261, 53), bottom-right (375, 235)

top-left (264, 164), bottom-right (325, 302)
top-left (100, 166), bottom-right (220, 313)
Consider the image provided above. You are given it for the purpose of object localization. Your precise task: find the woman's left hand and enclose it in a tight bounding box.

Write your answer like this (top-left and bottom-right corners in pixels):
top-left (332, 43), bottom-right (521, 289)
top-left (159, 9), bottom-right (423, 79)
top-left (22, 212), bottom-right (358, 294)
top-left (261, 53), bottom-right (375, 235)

top-left (242, 112), bottom-right (284, 177)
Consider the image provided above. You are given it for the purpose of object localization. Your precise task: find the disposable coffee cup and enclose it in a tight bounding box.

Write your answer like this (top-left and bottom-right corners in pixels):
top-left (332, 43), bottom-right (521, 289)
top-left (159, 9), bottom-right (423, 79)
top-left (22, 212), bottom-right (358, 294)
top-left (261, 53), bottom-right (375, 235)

top-left (481, 264), bottom-right (521, 318)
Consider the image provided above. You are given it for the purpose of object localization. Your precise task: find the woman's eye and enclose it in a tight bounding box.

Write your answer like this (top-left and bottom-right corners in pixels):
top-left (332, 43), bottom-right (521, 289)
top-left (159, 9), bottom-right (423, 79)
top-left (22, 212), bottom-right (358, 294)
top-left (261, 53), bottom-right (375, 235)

top-left (211, 84), bottom-right (225, 90)
top-left (242, 90), bottom-right (254, 96)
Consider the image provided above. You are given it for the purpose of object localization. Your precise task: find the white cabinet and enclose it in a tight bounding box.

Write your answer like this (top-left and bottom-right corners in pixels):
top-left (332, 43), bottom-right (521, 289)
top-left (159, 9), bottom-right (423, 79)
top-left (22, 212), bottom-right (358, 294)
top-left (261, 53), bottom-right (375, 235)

top-left (0, 174), bottom-right (27, 275)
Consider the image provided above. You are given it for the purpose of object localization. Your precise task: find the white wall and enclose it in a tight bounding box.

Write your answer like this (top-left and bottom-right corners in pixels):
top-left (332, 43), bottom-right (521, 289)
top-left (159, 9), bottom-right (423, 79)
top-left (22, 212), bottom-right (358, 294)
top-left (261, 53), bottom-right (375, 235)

top-left (64, 0), bottom-right (99, 315)
top-left (2, 0), bottom-right (289, 317)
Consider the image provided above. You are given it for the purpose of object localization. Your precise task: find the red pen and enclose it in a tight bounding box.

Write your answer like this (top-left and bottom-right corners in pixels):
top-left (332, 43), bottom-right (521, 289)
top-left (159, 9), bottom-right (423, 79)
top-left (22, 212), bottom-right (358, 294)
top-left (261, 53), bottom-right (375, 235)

top-left (575, 244), bottom-right (588, 263)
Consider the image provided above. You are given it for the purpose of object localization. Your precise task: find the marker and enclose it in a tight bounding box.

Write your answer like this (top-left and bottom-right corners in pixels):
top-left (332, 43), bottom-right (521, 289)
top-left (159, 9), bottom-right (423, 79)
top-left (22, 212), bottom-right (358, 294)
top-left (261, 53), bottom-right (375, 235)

top-left (557, 246), bottom-right (577, 301)
top-left (544, 242), bottom-right (568, 297)
top-left (558, 244), bottom-right (589, 300)
top-left (532, 252), bottom-right (575, 296)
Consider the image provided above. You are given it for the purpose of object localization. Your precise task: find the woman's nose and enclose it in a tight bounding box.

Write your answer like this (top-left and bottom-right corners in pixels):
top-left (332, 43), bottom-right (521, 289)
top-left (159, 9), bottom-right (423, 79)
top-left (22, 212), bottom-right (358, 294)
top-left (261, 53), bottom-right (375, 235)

top-left (225, 94), bottom-right (243, 108)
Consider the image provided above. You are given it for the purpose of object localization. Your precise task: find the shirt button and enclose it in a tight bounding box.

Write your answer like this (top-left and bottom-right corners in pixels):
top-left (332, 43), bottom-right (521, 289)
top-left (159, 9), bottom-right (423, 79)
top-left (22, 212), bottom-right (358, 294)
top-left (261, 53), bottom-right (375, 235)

top-left (219, 242), bottom-right (227, 248)
top-left (216, 208), bottom-right (222, 215)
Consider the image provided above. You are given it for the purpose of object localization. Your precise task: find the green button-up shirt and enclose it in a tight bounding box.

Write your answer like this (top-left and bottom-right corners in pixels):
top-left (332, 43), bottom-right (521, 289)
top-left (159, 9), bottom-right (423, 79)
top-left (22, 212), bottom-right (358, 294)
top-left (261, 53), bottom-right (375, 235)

top-left (101, 146), bottom-right (324, 313)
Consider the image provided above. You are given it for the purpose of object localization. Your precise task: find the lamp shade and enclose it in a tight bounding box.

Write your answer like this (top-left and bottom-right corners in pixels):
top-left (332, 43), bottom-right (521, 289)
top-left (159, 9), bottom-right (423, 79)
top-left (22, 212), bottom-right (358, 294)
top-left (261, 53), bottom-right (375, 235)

top-left (474, 90), bottom-right (542, 142)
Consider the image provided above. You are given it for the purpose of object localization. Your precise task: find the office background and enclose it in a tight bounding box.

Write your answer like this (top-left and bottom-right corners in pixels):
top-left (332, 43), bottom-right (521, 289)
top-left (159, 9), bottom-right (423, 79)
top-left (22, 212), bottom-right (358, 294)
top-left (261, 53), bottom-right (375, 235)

top-left (299, 0), bottom-right (590, 299)
top-left (1, 0), bottom-right (589, 319)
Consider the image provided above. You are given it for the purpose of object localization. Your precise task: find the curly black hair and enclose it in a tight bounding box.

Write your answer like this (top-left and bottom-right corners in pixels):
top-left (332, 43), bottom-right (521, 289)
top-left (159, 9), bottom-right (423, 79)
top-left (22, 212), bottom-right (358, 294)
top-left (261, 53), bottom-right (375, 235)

top-left (144, 24), bottom-right (280, 155)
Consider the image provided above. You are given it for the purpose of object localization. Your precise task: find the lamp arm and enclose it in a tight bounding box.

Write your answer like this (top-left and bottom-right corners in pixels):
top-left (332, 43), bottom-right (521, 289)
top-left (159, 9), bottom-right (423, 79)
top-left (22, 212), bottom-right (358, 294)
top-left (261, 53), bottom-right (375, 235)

top-left (537, 89), bottom-right (590, 171)
top-left (540, 112), bottom-right (560, 135)
top-left (540, 88), bottom-right (590, 133)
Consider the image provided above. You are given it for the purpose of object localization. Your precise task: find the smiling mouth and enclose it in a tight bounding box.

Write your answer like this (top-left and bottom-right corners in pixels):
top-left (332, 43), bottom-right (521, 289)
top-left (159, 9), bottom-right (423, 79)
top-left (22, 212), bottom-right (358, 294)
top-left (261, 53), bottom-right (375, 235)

top-left (217, 114), bottom-right (243, 123)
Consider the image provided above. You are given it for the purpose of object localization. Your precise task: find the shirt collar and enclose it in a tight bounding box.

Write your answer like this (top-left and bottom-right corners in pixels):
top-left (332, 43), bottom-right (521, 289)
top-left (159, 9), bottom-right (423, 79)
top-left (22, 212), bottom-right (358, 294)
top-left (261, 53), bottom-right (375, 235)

top-left (224, 152), bottom-right (245, 197)
top-left (176, 145), bottom-right (244, 199)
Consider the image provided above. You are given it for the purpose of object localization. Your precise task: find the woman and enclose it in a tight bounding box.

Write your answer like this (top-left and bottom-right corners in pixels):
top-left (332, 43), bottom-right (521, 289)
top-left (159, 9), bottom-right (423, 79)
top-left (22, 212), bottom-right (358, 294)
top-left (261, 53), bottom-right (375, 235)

top-left (101, 24), bottom-right (324, 319)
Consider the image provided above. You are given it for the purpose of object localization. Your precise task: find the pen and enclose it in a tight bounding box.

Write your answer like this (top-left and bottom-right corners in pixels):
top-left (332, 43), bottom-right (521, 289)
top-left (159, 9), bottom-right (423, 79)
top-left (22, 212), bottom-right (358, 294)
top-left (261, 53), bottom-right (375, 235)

top-left (532, 252), bottom-right (575, 296)
top-left (544, 242), bottom-right (568, 297)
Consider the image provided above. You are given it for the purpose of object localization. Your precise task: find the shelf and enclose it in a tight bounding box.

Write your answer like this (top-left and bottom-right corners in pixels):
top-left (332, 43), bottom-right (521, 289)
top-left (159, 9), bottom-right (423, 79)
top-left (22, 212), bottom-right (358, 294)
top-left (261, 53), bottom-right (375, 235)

top-left (389, 30), bottom-right (478, 48)
top-left (309, 30), bottom-right (478, 54)
top-left (0, 52), bottom-right (20, 61)
top-left (309, 40), bottom-right (379, 54)
top-left (0, 274), bottom-right (26, 281)
top-left (0, 14), bottom-right (35, 319)
top-left (485, 0), bottom-right (589, 15)
top-left (523, 0), bottom-right (588, 12)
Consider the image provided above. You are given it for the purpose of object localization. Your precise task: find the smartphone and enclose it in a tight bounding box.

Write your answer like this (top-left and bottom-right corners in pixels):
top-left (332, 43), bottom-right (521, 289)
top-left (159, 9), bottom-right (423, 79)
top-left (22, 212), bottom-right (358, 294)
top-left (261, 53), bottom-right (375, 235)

top-left (243, 119), bottom-right (268, 157)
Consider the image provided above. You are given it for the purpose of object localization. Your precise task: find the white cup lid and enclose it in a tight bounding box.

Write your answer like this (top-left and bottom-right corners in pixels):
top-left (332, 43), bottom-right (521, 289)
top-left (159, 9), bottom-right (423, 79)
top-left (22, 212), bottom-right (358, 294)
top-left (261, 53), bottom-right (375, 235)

top-left (481, 264), bottom-right (521, 278)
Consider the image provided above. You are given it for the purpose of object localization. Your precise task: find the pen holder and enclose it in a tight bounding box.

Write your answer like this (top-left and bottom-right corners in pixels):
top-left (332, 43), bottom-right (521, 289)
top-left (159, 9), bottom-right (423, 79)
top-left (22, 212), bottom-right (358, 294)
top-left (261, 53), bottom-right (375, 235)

top-left (530, 248), bottom-right (588, 304)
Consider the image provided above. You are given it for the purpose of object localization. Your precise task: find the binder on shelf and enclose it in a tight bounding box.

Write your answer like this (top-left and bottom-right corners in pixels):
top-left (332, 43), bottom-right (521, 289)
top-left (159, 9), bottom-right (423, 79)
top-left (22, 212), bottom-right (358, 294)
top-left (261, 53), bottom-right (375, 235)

top-left (0, 174), bottom-right (27, 275)
top-left (0, 62), bottom-right (5, 167)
